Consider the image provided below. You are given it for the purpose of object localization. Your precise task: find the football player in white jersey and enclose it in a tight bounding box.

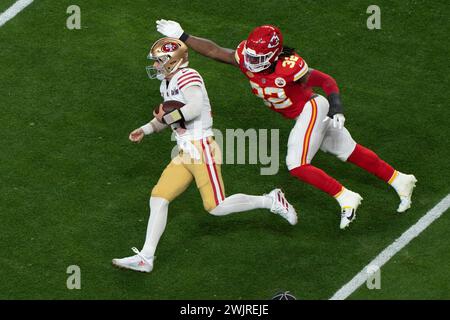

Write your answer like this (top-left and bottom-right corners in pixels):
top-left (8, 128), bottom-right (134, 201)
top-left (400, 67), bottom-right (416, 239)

top-left (112, 38), bottom-right (297, 273)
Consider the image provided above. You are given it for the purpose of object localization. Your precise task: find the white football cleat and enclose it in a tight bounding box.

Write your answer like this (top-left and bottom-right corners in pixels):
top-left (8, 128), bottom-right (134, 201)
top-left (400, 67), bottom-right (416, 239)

top-left (336, 188), bottom-right (363, 230)
top-left (112, 247), bottom-right (154, 273)
top-left (340, 207), bottom-right (357, 230)
top-left (267, 188), bottom-right (298, 225)
top-left (390, 172), bottom-right (418, 213)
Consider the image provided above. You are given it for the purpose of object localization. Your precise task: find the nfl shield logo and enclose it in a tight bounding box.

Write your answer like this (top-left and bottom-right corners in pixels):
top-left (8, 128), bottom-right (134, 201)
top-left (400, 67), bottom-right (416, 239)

top-left (275, 77), bottom-right (286, 87)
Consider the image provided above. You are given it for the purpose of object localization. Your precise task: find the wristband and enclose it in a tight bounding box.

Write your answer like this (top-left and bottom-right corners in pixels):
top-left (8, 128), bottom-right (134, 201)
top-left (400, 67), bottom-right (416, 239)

top-left (327, 93), bottom-right (344, 117)
top-left (179, 32), bottom-right (190, 42)
top-left (140, 123), bottom-right (154, 135)
top-left (163, 109), bottom-right (185, 125)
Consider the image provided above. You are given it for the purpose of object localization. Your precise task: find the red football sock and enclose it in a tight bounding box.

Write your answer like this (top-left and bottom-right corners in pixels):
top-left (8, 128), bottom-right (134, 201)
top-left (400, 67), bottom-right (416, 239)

top-left (290, 165), bottom-right (343, 197)
top-left (347, 144), bottom-right (395, 182)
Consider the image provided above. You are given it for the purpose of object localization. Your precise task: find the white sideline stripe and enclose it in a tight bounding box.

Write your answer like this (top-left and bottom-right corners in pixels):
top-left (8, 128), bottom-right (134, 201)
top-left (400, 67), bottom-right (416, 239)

top-left (0, 0), bottom-right (34, 28)
top-left (330, 193), bottom-right (450, 300)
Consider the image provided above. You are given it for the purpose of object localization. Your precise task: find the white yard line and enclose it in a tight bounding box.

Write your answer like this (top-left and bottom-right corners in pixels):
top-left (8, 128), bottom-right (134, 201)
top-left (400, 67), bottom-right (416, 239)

top-left (330, 193), bottom-right (450, 300)
top-left (0, 0), bottom-right (34, 28)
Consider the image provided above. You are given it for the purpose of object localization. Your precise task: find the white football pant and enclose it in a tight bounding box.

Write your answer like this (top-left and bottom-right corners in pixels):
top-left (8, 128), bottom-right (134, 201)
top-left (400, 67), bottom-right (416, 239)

top-left (286, 94), bottom-right (357, 170)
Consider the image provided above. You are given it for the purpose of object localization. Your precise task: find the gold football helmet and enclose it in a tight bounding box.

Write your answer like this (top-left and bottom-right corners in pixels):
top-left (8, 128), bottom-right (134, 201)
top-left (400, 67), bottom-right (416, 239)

top-left (146, 37), bottom-right (188, 80)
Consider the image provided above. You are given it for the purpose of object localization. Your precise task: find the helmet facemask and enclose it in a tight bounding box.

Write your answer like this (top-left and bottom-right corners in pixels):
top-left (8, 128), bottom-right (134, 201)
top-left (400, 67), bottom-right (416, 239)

top-left (243, 46), bottom-right (276, 73)
top-left (146, 54), bottom-right (170, 80)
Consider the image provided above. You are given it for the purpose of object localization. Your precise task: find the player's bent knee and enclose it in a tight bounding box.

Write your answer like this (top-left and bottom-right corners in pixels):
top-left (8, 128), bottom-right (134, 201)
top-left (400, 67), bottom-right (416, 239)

top-left (151, 186), bottom-right (173, 203)
top-left (320, 141), bottom-right (356, 162)
top-left (320, 149), bottom-right (352, 162)
top-left (150, 185), bottom-right (162, 197)
top-left (290, 165), bottom-right (323, 186)
top-left (289, 165), bottom-right (309, 179)
top-left (331, 147), bottom-right (355, 162)
top-left (286, 157), bottom-right (309, 171)
top-left (209, 202), bottom-right (233, 216)
top-left (337, 153), bottom-right (351, 162)
top-left (339, 143), bottom-right (357, 162)
top-left (289, 164), bottom-right (311, 182)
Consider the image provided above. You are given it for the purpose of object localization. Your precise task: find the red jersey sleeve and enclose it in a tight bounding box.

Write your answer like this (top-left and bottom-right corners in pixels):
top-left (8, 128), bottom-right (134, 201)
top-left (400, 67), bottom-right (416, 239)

top-left (275, 53), bottom-right (309, 83)
top-left (305, 69), bottom-right (339, 95)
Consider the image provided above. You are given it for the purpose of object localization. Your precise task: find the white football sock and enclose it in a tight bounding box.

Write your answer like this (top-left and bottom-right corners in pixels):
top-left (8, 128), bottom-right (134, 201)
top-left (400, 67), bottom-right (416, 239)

top-left (389, 171), bottom-right (417, 197)
top-left (140, 197), bottom-right (169, 258)
top-left (335, 187), bottom-right (361, 208)
top-left (389, 171), bottom-right (404, 193)
top-left (209, 193), bottom-right (272, 216)
top-left (335, 187), bottom-right (348, 206)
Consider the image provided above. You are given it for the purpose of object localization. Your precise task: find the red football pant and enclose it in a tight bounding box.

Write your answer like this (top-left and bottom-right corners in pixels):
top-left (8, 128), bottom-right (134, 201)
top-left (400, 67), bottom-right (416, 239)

top-left (347, 144), bottom-right (395, 182)
top-left (289, 144), bottom-right (395, 196)
top-left (290, 165), bottom-right (343, 197)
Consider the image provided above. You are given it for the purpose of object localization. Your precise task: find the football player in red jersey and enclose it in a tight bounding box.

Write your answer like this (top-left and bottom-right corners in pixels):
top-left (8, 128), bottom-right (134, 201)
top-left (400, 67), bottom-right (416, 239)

top-left (156, 20), bottom-right (417, 229)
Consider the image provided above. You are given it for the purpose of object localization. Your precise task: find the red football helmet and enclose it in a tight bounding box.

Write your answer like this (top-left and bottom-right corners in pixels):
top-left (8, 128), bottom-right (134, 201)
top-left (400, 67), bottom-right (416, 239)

top-left (243, 25), bottom-right (283, 73)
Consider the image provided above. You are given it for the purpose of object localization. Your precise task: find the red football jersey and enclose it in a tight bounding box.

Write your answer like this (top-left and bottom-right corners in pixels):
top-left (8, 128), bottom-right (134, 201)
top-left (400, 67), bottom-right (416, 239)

top-left (235, 40), bottom-right (313, 119)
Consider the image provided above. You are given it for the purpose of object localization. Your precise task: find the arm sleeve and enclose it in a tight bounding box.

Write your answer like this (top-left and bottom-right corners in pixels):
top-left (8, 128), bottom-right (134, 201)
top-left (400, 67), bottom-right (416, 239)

top-left (305, 69), bottom-right (339, 95)
top-left (150, 117), bottom-right (168, 133)
top-left (180, 85), bottom-right (204, 122)
top-left (306, 69), bottom-right (344, 116)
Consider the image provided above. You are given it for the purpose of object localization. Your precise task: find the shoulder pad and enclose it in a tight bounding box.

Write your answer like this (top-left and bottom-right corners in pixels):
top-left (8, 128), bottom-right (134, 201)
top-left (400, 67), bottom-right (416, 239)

top-left (176, 68), bottom-right (203, 90)
top-left (275, 53), bottom-right (309, 82)
top-left (178, 67), bottom-right (200, 76)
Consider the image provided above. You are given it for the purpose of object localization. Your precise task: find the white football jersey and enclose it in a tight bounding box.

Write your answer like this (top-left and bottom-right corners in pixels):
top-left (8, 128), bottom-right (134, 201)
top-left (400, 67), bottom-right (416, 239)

top-left (159, 67), bottom-right (213, 141)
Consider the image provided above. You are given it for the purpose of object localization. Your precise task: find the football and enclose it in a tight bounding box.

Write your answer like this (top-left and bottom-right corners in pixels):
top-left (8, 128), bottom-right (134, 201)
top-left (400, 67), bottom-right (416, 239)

top-left (271, 291), bottom-right (297, 300)
top-left (154, 100), bottom-right (185, 123)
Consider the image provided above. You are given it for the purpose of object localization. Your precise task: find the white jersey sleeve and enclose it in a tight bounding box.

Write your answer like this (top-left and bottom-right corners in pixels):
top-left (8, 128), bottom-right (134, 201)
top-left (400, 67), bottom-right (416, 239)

top-left (176, 68), bottom-right (204, 91)
top-left (180, 86), bottom-right (203, 122)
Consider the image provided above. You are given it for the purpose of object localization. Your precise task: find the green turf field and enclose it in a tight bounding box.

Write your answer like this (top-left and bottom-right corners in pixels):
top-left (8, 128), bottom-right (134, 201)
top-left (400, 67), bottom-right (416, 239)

top-left (0, 0), bottom-right (449, 300)
top-left (0, 1), bottom-right (15, 13)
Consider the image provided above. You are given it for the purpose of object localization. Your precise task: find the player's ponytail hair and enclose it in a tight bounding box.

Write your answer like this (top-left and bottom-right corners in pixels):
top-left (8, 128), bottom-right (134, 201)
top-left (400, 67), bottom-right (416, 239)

top-left (279, 46), bottom-right (296, 58)
top-left (265, 46), bottom-right (296, 73)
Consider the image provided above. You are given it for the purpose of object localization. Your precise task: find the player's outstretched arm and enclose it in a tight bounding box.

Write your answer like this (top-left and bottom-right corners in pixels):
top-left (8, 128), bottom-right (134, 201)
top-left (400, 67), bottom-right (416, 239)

top-left (186, 35), bottom-right (238, 66)
top-left (156, 19), bottom-right (238, 67)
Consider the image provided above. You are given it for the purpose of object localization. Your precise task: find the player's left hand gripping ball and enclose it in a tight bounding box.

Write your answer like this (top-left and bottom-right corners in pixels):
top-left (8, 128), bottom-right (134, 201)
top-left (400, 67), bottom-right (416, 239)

top-left (333, 113), bottom-right (345, 129)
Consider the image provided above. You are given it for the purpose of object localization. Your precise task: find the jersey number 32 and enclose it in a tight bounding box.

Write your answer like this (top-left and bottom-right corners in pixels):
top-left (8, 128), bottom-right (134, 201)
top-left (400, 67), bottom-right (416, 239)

top-left (250, 81), bottom-right (293, 109)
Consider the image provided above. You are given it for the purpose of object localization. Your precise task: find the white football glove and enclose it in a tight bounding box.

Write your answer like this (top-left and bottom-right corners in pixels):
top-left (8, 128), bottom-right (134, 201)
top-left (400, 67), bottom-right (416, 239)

top-left (156, 19), bottom-right (184, 39)
top-left (332, 113), bottom-right (345, 129)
